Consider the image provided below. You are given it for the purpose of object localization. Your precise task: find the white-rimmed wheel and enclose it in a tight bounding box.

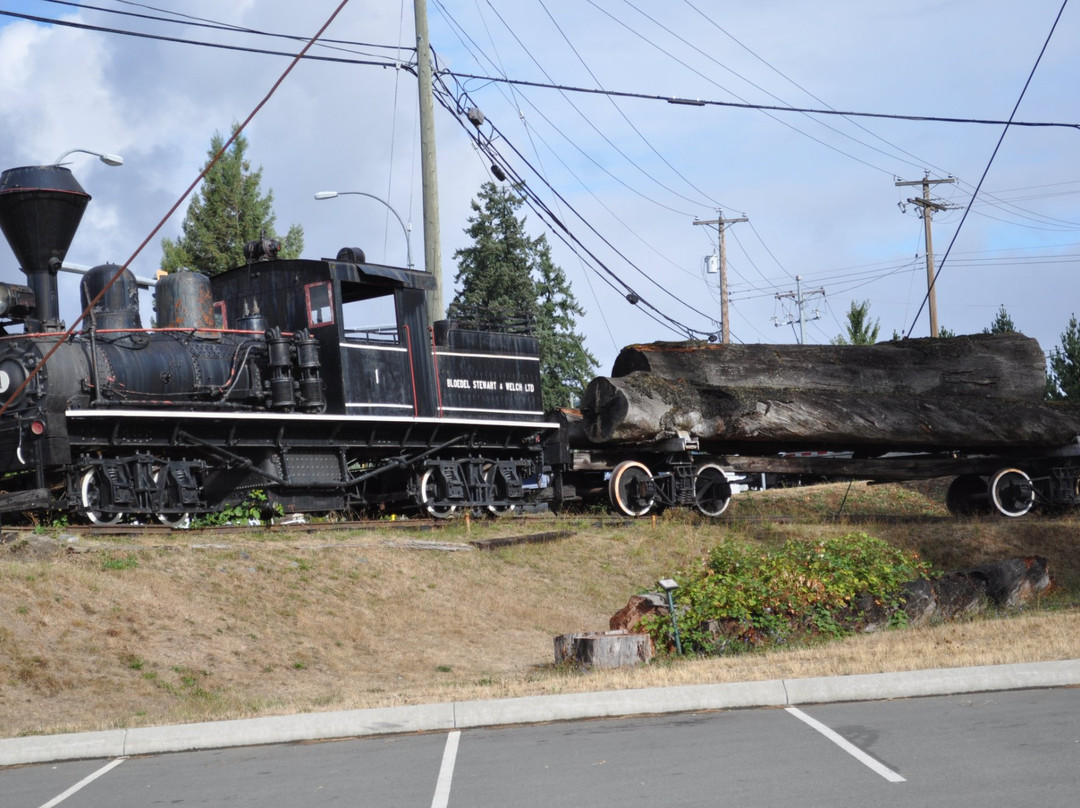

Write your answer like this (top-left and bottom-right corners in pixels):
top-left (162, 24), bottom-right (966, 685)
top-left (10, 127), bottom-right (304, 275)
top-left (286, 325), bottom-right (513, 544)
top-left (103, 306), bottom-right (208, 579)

top-left (79, 468), bottom-right (122, 525)
top-left (608, 460), bottom-right (655, 517)
top-left (153, 468), bottom-right (192, 529)
top-left (419, 467), bottom-right (456, 518)
top-left (485, 465), bottom-right (516, 516)
top-left (988, 467), bottom-right (1035, 518)
top-left (693, 463), bottom-right (733, 517)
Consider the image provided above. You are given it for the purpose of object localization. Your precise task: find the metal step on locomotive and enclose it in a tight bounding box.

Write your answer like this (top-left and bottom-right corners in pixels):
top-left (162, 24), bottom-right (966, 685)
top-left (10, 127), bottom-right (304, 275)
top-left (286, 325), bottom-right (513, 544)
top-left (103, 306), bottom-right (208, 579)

top-left (0, 163), bottom-right (558, 525)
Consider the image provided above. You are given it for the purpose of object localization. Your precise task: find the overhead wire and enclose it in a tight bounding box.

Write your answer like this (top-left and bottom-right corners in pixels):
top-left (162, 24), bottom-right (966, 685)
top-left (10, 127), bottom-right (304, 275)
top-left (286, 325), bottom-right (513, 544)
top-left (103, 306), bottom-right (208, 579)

top-left (14, 2), bottom-right (1078, 342)
top-left (0, 7), bottom-right (408, 66)
top-left (432, 71), bottom-right (718, 338)
top-left (40, 0), bottom-right (403, 58)
top-left (471, 1), bottom-right (706, 216)
top-left (610, 0), bottom-right (919, 179)
top-left (430, 0), bottom-right (619, 350)
top-left (536, 0), bottom-right (724, 209)
top-left (905, 0), bottom-right (1070, 338)
top-left (0, 0), bottom-right (355, 417)
top-left (678, 0), bottom-right (956, 177)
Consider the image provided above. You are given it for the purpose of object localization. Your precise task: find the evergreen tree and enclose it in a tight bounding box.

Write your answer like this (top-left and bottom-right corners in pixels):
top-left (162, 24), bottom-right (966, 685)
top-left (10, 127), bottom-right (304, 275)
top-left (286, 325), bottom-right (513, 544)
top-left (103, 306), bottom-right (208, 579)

top-left (160, 126), bottom-right (303, 275)
top-left (832, 300), bottom-right (880, 345)
top-left (1047, 314), bottom-right (1080, 400)
top-left (983, 304), bottom-right (1017, 334)
top-left (452, 182), bottom-right (598, 410)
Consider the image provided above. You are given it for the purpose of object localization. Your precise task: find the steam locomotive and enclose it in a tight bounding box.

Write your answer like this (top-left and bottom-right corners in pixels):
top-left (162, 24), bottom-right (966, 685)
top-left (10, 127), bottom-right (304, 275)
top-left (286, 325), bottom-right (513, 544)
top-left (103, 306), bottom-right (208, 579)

top-left (0, 163), bottom-right (575, 525)
top-left (8, 162), bottom-right (1058, 525)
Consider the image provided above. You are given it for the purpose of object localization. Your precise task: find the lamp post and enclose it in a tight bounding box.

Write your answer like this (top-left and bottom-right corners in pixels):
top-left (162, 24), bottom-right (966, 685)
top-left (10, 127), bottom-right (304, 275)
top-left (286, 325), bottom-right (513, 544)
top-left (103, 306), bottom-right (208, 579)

top-left (314, 190), bottom-right (414, 269)
top-left (658, 578), bottom-right (682, 655)
top-left (53, 149), bottom-right (124, 167)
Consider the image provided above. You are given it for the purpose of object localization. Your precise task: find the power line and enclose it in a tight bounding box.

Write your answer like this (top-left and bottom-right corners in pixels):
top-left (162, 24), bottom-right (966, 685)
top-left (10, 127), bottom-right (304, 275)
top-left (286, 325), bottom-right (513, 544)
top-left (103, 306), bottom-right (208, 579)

top-left (3, 8), bottom-right (1074, 133)
top-left (443, 68), bottom-right (1078, 131)
top-left (0, 8), bottom-right (410, 67)
top-left (904, 0), bottom-right (1071, 338)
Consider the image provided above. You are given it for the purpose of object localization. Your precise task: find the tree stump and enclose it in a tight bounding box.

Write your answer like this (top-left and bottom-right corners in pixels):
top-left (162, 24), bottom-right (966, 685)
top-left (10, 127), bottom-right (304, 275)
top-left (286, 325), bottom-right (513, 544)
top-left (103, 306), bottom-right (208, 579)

top-left (553, 630), bottom-right (653, 668)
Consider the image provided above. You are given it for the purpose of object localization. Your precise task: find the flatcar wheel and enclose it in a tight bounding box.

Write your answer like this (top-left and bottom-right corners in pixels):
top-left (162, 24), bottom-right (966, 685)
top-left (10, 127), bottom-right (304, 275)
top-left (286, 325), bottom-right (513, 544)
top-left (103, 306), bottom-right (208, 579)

top-left (418, 468), bottom-right (456, 519)
top-left (608, 460), bottom-right (655, 517)
top-left (485, 465), bottom-right (516, 516)
top-left (945, 474), bottom-right (988, 516)
top-left (694, 463), bottom-right (732, 517)
top-left (153, 468), bottom-right (192, 529)
top-left (988, 467), bottom-right (1035, 518)
top-left (79, 468), bottom-right (123, 525)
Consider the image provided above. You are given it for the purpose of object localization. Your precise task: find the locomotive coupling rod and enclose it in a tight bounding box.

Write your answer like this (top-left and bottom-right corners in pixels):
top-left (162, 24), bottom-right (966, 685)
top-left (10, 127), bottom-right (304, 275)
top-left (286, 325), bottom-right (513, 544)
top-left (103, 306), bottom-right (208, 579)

top-left (175, 430), bottom-right (289, 486)
top-left (341, 435), bottom-right (466, 488)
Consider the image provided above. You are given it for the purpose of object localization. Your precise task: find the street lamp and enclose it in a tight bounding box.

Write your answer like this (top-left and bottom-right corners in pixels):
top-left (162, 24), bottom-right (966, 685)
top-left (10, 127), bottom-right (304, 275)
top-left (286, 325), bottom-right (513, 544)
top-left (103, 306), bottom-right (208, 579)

top-left (53, 148), bottom-right (124, 167)
top-left (314, 190), bottom-right (413, 268)
top-left (658, 578), bottom-right (683, 655)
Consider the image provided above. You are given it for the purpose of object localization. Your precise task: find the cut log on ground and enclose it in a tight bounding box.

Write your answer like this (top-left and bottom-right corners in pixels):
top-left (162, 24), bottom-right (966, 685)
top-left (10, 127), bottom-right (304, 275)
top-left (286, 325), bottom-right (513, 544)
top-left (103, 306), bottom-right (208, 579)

top-left (553, 630), bottom-right (653, 668)
top-left (611, 334), bottom-right (1048, 402)
top-left (862, 556), bottom-right (1052, 629)
top-left (580, 373), bottom-right (1080, 453)
top-left (609, 593), bottom-right (668, 631)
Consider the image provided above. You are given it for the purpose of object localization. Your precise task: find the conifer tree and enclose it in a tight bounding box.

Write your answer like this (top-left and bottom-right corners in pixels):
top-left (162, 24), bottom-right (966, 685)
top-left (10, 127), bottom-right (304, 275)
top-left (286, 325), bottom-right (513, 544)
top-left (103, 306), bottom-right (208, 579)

top-left (160, 126), bottom-right (303, 275)
top-left (832, 300), bottom-right (880, 345)
top-left (983, 304), bottom-right (1017, 334)
top-left (1047, 314), bottom-right (1080, 400)
top-left (452, 182), bottom-right (597, 410)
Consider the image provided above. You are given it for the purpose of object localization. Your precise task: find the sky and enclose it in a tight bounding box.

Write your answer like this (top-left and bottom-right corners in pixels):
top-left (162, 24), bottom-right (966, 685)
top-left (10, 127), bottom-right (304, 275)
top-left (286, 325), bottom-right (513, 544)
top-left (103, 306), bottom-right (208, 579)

top-left (0, 0), bottom-right (1076, 374)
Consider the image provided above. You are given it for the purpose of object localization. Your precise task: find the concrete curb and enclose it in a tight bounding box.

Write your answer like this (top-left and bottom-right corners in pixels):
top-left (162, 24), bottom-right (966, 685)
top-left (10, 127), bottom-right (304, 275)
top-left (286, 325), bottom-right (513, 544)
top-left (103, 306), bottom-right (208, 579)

top-left (3, 659), bottom-right (1078, 767)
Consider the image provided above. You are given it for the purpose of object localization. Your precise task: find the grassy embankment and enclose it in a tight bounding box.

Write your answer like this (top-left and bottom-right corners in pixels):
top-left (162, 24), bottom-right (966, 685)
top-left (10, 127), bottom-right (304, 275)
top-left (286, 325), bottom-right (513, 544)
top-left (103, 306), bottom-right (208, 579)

top-left (2, 479), bottom-right (1078, 738)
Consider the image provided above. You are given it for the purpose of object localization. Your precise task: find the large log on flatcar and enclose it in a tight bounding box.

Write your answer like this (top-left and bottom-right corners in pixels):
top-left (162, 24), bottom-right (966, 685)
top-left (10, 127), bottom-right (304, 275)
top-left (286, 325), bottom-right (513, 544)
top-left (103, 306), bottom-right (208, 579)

top-left (610, 334), bottom-right (1048, 402)
top-left (580, 372), bottom-right (1080, 453)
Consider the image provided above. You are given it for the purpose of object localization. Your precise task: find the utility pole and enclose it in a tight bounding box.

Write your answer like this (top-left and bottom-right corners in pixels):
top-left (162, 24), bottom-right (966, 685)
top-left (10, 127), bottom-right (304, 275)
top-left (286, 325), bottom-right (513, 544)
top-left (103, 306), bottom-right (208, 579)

top-left (773, 275), bottom-right (824, 344)
top-left (693, 211), bottom-right (747, 344)
top-left (895, 173), bottom-right (956, 338)
top-left (414, 0), bottom-right (443, 323)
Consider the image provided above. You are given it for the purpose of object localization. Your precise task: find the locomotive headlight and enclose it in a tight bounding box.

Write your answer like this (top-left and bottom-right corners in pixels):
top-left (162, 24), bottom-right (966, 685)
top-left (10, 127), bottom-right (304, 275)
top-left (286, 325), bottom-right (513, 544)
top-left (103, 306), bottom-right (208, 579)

top-left (0, 359), bottom-right (26, 395)
top-left (30, 419), bottom-right (46, 435)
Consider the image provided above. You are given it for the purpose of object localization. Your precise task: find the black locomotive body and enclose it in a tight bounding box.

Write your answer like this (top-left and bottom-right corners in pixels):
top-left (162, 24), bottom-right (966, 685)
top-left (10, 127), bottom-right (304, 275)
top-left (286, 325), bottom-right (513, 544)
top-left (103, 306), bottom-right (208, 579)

top-left (0, 164), bottom-right (556, 524)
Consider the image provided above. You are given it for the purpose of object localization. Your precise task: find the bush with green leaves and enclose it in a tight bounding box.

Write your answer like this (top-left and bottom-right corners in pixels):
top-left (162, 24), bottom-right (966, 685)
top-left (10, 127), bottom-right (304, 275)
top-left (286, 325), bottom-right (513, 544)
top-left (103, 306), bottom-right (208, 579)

top-left (193, 490), bottom-right (283, 527)
top-left (646, 532), bottom-right (931, 655)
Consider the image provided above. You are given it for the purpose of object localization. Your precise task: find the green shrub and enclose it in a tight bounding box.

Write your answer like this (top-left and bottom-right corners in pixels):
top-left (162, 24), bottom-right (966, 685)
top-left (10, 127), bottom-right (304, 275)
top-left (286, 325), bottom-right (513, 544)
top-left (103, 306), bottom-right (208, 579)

top-left (648, 532), bottom-right (930, 655)
top-left (193, 490), bottom-right (284, 527)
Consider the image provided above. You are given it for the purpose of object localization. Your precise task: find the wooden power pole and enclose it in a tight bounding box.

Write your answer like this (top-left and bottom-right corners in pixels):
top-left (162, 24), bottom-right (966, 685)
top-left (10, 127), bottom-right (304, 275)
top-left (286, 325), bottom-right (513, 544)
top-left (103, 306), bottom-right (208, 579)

top-left (414, 0), bottom-right (443, 323)
top-left (694, 211), bottom-right (747, 344)
top-left (895, 174), bottom-right (956, 337)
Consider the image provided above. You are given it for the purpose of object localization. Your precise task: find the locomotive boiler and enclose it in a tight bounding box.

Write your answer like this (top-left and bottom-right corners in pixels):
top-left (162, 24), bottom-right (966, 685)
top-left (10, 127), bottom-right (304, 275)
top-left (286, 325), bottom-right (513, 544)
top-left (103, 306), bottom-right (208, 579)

top-left (0, 164), bottom-right (557, 524)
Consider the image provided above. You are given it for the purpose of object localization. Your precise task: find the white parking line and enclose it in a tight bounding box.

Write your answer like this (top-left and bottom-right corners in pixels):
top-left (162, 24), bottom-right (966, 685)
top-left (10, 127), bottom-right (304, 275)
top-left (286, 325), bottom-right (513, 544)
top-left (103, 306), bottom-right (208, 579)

top-left (37, 757), bottom-right (126, 808)
top-left (431, 730), bottom-right (461, 808)
top-left (786, 707), bottom-right (906, 783)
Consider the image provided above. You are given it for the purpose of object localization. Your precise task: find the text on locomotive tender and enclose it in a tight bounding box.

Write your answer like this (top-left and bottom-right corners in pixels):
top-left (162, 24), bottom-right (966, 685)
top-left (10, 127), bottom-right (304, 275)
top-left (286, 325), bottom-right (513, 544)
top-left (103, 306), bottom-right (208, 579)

top-left (445, 378), bottom-right (535, 393)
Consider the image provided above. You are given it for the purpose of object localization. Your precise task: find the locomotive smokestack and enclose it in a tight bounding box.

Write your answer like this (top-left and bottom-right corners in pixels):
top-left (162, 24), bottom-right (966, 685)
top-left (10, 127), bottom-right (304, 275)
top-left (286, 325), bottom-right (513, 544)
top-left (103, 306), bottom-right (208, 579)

top-left (0, 165), bottom-right (91, 332)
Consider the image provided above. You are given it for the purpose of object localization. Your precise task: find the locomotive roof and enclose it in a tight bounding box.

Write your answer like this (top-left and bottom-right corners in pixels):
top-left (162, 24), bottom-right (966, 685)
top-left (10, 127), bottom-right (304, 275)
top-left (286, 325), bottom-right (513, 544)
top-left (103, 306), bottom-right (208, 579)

top-left (325, 256), bottom-right (436, 298)
top-left (209, 255), bottom-right (434, 300)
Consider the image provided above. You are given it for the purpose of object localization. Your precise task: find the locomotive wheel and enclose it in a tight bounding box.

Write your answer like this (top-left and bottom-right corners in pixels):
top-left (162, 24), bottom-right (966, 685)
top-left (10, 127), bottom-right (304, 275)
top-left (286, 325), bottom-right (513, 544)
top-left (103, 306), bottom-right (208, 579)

top-left (693, 463), bottom-right (733, 517)
top-left (418, 468), bottom-right (456, 519)
top-left (485, 465), bottom-right (516, 516)
top-left (945, 474), bottom-right (989, 516)
top-left (153, 468), bottom-right (192, 529)
top-left (988, 467), bottom-right (1035, 518)
top-left (608, 460), bottom-right (655, 517)
top-left (79, 468), bottom-right (123, 525)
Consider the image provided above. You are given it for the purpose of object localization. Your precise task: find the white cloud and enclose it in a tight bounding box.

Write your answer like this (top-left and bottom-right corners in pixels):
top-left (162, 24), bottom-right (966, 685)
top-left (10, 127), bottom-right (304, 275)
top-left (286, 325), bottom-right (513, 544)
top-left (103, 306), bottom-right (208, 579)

top-left (0, 1), bottom-right (1076, 368)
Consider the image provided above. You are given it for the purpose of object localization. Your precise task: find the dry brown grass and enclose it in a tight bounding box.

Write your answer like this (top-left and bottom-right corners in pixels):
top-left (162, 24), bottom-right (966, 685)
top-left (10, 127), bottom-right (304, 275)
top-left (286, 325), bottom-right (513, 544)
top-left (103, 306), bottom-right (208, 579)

top-left (2, 480), bottom-right (1078, 739)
